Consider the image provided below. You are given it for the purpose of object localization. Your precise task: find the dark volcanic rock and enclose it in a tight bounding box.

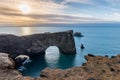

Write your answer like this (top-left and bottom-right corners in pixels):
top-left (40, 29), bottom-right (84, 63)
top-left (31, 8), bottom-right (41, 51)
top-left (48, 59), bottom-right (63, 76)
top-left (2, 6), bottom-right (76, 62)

top-left (74, 32), bottom-right (83, 37)
top-left (0, 30), bottom-right (76, 58)
top-left (0, 35), bottom-right (24, 58)
top-left (15, 55), bottom-right (30, 67)
top-left (81, 44), bottom-right (85, 49)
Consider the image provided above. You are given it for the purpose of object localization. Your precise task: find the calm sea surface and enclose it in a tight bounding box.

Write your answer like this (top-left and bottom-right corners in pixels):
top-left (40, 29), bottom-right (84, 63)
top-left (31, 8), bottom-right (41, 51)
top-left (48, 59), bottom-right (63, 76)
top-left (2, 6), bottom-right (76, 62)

top-left (1, 23), bottom-right (120, 77)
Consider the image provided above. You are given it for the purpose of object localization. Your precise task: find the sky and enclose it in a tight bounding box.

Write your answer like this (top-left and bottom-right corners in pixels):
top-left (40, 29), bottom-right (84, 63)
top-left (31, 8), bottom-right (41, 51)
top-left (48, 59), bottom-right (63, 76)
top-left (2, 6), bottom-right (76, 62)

top-left (0, 0), bottom-right (120, 26)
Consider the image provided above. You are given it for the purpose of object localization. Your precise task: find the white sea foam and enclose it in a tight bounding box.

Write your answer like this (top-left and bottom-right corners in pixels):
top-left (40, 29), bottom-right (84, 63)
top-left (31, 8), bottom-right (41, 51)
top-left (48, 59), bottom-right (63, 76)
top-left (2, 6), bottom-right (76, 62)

top-left (22, 59), bottom-right (32, 65)
top-left (18, 66), bottom-right (26, 71)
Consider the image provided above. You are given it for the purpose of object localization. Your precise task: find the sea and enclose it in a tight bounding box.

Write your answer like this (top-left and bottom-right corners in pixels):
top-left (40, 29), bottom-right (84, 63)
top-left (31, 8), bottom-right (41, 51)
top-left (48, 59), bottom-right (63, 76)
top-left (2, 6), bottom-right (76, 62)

top-left (1, 23), bottom-right (120, 77)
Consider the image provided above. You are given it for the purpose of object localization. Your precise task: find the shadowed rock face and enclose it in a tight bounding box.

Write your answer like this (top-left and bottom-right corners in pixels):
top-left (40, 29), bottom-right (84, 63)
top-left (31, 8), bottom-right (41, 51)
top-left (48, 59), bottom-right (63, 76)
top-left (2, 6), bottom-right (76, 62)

top-left (0, 30), bottom-right (76, 58)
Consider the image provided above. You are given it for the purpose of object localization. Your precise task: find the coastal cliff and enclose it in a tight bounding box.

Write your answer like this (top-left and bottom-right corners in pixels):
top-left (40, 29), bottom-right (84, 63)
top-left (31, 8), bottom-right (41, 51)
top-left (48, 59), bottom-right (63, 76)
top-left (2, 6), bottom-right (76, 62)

top-left (0, 53), bottom-right (120, 80)
top-left (0, 30), bottom-right (76, 58)
top-left (0, 53), bottom-right (31, 80)
top-left (40, 54), bottom-right (120, 80)
top-left (1, 30), bottom-right (120, 80)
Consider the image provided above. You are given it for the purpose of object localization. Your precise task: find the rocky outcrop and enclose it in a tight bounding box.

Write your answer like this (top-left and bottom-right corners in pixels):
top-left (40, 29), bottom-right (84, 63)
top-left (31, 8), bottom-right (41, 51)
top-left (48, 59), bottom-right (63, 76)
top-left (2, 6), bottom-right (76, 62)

top-left (0, 53), bottom-right (15, 69)
top-left (15, 55), bottom-right (31, 67)
top-left (73, 32), bottom-right (83, 37)
top-left (0, 53), bottom-right (36, 80)
top-left (0, 30), bottom-right (76, 58)
top-left (40, 54), bottom-right (120, 80)
top-left (0, 53), bottom-right (24, 80)
top-left (0, 69), bottom-right (33, 80)
top-left (1, 53), bottom-right (120, 80)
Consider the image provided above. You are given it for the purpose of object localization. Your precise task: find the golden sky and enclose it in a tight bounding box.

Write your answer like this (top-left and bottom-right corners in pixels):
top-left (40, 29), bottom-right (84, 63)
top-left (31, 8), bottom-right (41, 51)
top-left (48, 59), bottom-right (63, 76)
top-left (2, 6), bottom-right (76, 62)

top-left (1, 0), bottom-right (119, 26)
top-left (0, 0), bottom-right (66, 25)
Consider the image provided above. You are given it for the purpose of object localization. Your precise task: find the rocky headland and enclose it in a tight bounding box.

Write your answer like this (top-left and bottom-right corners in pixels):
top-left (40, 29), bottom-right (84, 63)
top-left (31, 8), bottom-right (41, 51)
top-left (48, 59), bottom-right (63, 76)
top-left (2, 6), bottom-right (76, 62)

top-left (0, 30), bottom-right (76, 58)
top-left (0, 30), bottom-right (120, 80)
top-left (40, 54), bottom-right (120, 80)
top-left (1, 53), bottom-right (120, 80)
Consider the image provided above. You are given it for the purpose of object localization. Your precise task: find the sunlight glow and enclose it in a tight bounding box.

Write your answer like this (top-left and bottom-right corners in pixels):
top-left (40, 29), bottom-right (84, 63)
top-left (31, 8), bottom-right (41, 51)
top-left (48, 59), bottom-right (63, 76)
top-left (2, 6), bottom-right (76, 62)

top-left (21, 27), bottom-right (33, 35)
top-left (18, 4), bottom-right (31, 14)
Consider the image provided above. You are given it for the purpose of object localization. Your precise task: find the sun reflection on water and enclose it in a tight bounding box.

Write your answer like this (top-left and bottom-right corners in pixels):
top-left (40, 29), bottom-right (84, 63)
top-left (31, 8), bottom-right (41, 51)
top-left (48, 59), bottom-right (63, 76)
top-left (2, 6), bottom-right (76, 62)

top-left (20, 27), bottom-right (33, 35)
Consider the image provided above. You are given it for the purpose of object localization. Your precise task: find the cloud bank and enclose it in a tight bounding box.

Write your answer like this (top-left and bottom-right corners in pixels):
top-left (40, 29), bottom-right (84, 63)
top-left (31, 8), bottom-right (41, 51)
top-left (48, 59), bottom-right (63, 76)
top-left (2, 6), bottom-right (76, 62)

top-left (0, 0), bottom-right (119, 26)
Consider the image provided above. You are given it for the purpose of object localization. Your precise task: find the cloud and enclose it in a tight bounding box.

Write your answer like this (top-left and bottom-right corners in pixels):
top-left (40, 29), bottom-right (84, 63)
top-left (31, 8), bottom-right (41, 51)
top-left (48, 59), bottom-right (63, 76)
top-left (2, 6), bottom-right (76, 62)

top-left (0, 0), bottom-right (110, 26)
top-left (62, 0), bottom-right (93, 4)
top-left (106, 0), bottom-right (120, 5)
top-left (0, 0), bottom-right (67, 14)
top-left (104, 12), bottom-right (120, 21)
top-left (0, 0), bottom-right (68, 25)
top-left (38, 14), bottom-right (103, 23)
top-left (0, 12), bottom-right (103, 24)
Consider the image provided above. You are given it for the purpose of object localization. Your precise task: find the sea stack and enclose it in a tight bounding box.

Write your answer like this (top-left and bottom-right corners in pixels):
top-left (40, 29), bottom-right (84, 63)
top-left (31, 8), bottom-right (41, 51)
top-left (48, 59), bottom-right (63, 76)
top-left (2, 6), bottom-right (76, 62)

top-left (74, 32), bottom-right (83, 37)
top-left (81, 44), bottom-right (85, 49)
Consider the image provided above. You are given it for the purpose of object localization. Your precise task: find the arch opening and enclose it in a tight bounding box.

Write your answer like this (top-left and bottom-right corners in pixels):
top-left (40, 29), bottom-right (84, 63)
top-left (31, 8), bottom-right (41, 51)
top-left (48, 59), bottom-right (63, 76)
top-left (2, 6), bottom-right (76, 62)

top-left (45, 46), bottom-right (60, 68)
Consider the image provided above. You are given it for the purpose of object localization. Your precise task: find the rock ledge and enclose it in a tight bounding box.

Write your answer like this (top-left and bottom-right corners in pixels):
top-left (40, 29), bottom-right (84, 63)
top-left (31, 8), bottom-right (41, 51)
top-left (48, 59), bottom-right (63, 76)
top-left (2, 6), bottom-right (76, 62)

top-left (1, 53), bottom-right (120, 80)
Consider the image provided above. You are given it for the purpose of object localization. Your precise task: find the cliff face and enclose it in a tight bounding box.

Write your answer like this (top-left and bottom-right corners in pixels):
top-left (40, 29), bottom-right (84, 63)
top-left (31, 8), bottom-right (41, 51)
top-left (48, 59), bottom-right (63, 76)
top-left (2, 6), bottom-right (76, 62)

top-left (0, 53), bottom-right (120, 80)
top-left (0, 30), bottom-right (76, 58)
top-left (40, 54), bottom-right (120, 80)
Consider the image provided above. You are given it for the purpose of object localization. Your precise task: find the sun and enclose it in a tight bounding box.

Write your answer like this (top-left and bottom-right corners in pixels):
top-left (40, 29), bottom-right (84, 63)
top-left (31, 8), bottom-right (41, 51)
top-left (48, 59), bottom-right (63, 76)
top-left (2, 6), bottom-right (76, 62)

top-left (18, 4), bottom-right (31, 14)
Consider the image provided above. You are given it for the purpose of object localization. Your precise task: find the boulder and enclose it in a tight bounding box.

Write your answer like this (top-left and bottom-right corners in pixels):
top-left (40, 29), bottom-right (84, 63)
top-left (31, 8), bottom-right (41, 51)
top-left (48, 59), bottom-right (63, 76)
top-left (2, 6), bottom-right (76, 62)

top-left (0, 53), bottom-right (15, 69)
top-left (0, 53), bottom-right (35, 80)
top-left (15, 55), bottom-right (31, 67)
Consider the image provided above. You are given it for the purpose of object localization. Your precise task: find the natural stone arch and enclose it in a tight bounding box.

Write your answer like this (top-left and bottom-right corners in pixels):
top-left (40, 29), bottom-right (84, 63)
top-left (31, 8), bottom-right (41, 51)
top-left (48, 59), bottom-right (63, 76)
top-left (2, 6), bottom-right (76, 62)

top-left (0, 30), bottom-right (76, 58)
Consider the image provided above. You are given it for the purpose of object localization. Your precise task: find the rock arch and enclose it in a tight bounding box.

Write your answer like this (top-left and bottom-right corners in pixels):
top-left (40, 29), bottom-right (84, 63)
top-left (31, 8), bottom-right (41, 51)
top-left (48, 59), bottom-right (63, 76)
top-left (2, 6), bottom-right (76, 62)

top-left (0, 30), bottom-right (76, 58)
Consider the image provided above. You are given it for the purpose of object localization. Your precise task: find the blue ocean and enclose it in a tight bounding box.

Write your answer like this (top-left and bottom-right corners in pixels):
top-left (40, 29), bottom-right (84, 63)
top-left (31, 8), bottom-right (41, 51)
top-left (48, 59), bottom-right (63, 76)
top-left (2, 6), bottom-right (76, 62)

top-left (1, 23), bottom-right (120, 77)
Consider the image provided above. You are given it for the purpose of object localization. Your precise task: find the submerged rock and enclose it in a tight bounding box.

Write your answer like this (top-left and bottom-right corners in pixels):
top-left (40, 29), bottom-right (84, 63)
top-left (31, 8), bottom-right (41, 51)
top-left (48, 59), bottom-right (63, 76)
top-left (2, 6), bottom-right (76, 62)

top-left (0, 30), bottom-right (76, 58)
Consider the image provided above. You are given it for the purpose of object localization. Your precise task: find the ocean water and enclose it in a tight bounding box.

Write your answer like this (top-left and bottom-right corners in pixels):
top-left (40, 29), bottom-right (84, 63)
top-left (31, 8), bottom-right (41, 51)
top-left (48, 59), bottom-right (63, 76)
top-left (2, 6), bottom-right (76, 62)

top-left (1, 23), bottom-right (120, 77)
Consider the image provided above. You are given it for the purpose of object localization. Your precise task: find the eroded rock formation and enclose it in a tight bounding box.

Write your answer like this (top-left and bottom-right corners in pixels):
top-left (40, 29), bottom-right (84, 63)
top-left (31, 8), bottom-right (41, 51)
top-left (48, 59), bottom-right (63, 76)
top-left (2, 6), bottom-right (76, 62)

top-left (0, 53), bottom-right (39, 80)
top-left (0, 53), bottom-right (27, 80)
top-left (40, 54), bottom-right (120, 80)
top-left (1, 30), bottom-right (120, 80)
top-left (1, 53), bottom-right (120, 80)
top-left (0, 53), bottom-right (15, 69)
top-left (0, 30), bottom-right (76, 58)
top-left (15, 55), bottom-right (31, 67)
